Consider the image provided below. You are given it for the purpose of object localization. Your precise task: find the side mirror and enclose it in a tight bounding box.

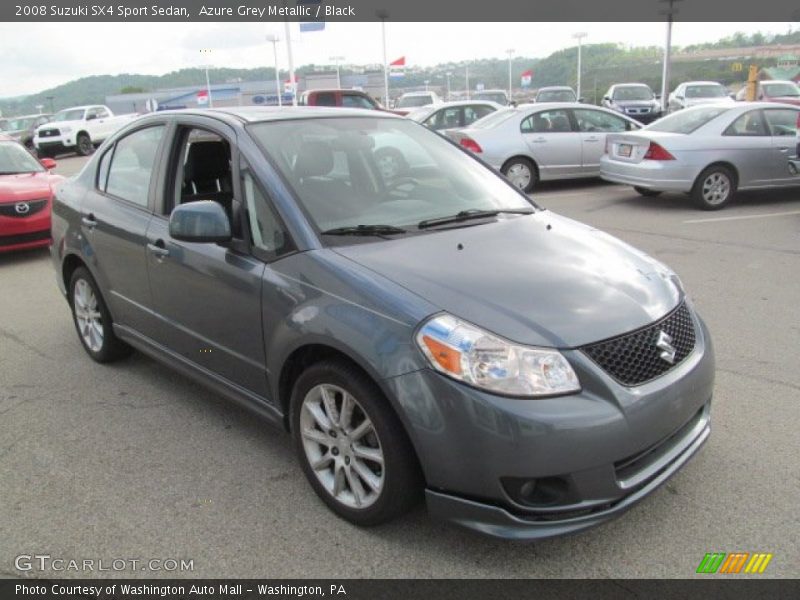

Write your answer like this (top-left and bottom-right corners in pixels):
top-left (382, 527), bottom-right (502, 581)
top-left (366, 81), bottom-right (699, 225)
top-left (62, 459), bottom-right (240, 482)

top-left (578, 97), bottom-right (585, 103)
top-left (603, 96), bottom-right (611, 103)
top-left (40, 158), bottom-right (57, 170)
top-left (169, 201), bottom-right (232, 244)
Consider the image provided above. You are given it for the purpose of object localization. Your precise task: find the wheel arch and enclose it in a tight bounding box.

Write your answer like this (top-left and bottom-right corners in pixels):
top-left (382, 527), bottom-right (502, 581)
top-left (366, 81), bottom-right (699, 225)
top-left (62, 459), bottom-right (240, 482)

top-left (695, 161), bottom-right (740, 189)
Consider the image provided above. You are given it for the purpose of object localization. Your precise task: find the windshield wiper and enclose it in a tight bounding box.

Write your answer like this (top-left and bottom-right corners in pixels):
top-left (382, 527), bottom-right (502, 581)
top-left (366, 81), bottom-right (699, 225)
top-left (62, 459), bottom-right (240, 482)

top-left (418, 208), bottom-right (534, 229)
top-left (320, 224), bottom-right (408, 236)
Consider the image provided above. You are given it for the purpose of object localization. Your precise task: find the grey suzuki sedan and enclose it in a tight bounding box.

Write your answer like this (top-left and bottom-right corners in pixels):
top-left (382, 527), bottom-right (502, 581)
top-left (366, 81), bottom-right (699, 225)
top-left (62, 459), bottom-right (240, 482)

top-left (51, 107), bottom-right (714, 539)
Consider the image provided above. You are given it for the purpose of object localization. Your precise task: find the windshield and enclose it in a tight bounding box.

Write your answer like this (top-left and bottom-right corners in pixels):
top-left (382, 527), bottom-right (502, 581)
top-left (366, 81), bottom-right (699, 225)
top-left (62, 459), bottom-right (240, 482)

top-left (6, 117), bottom-right (37, 131)
top-left (0, 141), bottom-right (45, 174)
top-left (474, 92), bottom-right (507, 104)
top-left (646, 105), bottom-right (730, 134)
top-left (537, 90), bottom-right (576, 102)
top-left (397, 95), bottom-right (434, 108)
top-left (470, 108), bottom-right (517, 129)
top-left (613, 86), bottom-right (654, 101)
top-left (763, 82), bottom-right (800, 97)
top-left (685, 84), bottom-right (727, 99)
top-left (248, 117), bottom-right (534, 235)
top-left (54, 109), bottom-right (86, 122)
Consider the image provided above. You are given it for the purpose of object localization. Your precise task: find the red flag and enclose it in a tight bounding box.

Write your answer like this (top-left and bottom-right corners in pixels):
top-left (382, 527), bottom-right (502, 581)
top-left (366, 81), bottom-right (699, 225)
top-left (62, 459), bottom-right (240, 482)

top-left (390, 56), bottom-right (405, 67)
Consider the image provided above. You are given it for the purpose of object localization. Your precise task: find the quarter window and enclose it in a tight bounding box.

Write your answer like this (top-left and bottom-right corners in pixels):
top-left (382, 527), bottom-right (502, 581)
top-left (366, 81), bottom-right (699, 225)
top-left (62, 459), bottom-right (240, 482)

top-left (103, 125), bottom-right (165, 207)
top-left (242, 171), bottom-right (291, 256)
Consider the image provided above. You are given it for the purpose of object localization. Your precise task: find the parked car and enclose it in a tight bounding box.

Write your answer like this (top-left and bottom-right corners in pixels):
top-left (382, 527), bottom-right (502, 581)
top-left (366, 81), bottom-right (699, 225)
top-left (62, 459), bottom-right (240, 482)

top-left (600, 102), bottom-right (800, 209)
top-left (472, 89), bottom-right (510, 105)
top-left (534, 86), bottom-right (578, 103)
top-left (300, 89), bottom-right (384, 111)
top-left (393, 91), bottom-right (442, 115)
top-left (735, 80), bottom-right (800, 106)
top-left (407, 101), bottom-right (501, 131)
top-left (4, 113), bottom-right (53, 152)
top-left (50, 106), bottom-right (714, 539)
top-left (602, 83), bottom-right (663, 124)
top-left (668, 81), bottom-right (734, 112)
top-left (34, 104), bottom-right (138, 157)
top-left (0, 134), bottom-right (62, 252)
top-left (0, 119), bottom-right (9, 132)
top-left (446, 103), bottom-right (641, 192)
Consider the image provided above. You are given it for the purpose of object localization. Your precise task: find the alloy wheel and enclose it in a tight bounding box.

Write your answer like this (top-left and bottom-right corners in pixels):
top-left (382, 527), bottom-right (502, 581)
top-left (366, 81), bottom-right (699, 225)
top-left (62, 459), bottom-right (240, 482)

top-left (73, 278), bottom-right (104, 352)
top-left (701, 172), bottom-right (731, 206)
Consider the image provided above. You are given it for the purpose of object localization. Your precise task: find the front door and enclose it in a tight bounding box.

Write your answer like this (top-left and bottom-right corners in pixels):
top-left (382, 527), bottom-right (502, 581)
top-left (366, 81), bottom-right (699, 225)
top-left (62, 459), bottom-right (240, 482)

top-left (520, 108), bottom-right (582, 179)
top-left (573, 108), bottom-right (634, 175)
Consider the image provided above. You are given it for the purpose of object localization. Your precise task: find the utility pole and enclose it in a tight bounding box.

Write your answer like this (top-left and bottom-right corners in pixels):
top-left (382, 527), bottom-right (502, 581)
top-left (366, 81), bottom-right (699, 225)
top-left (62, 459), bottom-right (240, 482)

top-left (377, 10), bottom-right (389, 106)
top-left (266, 33), bottom-right (282, 106)
top-left (330, 55), bottom-right (345, 89)
top-left (659, 0), bottom-right (683, 112)
top-left (506, 49), bottom-right (515, 101)
top-left (573, 32), bottom-right (587, 100)
top-left (284, 21), bottom-right (297, 106)
top-left (200, 49), bottom-right (213, 108)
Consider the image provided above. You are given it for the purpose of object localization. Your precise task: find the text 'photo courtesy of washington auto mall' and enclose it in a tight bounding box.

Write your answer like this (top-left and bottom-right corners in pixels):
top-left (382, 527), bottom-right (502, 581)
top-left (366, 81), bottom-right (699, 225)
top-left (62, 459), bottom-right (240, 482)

top-left (0, 0), bottom-right (799, 592)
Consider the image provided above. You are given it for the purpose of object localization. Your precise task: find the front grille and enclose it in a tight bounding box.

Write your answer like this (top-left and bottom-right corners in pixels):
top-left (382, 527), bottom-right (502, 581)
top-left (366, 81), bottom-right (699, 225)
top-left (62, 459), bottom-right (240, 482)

top-left (0, 199), bottom-right (48, 218)
top-left (0, 229), bottom-right (50, 247)
top-left (581, 302), bottom-right (696, 386)
top-left (39, 128), bottom-right (60, 137)
top-left (626, 107), bottom-right (651, 115)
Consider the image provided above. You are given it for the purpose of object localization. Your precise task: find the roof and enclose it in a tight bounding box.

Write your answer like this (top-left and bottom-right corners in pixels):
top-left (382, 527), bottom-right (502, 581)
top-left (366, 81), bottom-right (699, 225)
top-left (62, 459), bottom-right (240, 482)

top-left (680, 81), bottom-right (725, 86)
top-left (537, 86), bottom-right (574, 91)
top-left (56, 105), bottom-right (103, 111)
top-left (168, 106), bottom-right (401, 124)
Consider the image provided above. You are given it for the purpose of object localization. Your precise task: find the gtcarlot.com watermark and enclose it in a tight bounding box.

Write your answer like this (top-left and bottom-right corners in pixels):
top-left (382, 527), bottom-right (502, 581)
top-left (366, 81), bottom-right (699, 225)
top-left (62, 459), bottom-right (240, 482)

top-left (15, 554), bottom-right (194, 573)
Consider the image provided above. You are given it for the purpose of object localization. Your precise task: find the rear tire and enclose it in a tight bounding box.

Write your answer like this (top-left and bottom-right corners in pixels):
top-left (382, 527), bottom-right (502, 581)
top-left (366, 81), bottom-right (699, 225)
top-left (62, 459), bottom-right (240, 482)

top-left (502, 157), bottom-right (537, 193)
top-left (692, 165), bottom-right (736, 210)
top-left (76, 133), bottom-right (94, 156)
top-left (290, 360), bottom-right (422, 526)
top-left (633, 186), bottom-right (662, 197)
top-left (69, 267), bottom-right (132, 363)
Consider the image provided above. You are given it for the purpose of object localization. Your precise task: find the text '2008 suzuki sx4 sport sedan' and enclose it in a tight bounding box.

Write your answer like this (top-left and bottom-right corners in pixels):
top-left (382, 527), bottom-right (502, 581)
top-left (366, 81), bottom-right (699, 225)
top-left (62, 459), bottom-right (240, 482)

top-left (51, 107), bottom-right (714, 539)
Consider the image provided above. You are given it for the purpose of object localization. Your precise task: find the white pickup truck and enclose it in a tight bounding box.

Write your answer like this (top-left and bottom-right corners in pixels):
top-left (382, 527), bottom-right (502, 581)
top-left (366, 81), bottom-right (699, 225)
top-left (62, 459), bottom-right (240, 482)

top-left (34, 105), bottom-right (138, 157)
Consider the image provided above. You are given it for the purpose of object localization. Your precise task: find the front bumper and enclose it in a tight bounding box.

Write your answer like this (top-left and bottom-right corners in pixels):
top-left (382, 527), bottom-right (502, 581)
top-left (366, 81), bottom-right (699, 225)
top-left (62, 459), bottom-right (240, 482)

top-left (34, 136), bottom-right (75, 154)
top-left (0, 210), bottom-right (51, 253)
top-left (386, 308), bottom-right (715, 539)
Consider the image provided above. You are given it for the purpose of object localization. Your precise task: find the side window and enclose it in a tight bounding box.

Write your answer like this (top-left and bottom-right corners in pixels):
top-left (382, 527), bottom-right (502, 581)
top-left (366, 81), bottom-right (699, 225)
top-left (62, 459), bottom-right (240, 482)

top-left (342, 95), bottom-right (374, 109)
top-left (574, 109), bottom-right (629, 132)
top-left (96, 108), bottom-right (110, 119)
top-left (521, 109), bottom-right (572, 133)
top-left (427, 108), bottom-right (461, 130)
top-left (314, 93), bottom-right (337, 107)
top-left (171, 128), bottom-right (233, 216)
top-left (724, 111), bottom-right (768, 136)
top-left (96, 147), bottom-right (114, 191)
top-left (86, 109), bottom-right (98, 120)
top-left (465, 105), bottom-right (494, 124)
top-left (763, 109), bottom-right (798, 137)
top-left (242, 171), bottom-right (291, 257)
top-left (104, 125), bottom-right (165, 207)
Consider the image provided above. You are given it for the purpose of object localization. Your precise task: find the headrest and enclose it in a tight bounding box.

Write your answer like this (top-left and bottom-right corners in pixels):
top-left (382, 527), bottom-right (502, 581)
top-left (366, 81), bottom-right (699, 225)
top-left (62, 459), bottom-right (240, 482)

top-left (185, 141), bottom-right (229, 181)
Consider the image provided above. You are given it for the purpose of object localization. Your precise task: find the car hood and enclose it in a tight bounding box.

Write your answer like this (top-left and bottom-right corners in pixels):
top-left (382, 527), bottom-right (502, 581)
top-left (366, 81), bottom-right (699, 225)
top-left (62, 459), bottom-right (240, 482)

top-left (333, 212), bottom-right (681, 348)
top-left (37, 120), bottom-right (82, 131)
top-left (613, 100), bottom-right (658, 107)
top-left (0, 172), bottom-right (58, 201)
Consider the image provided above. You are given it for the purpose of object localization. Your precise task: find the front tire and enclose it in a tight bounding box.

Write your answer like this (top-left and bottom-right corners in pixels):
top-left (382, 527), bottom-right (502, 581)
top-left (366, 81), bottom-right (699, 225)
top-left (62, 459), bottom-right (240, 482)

top-left (76, 133), bottom-right (94, 156)
top-left (69, 267), bottom-right (131, 362)
top-left (692, 165), bottom-right (736, 210)
top-left (502, 157), bottom-right (537, 193)
top-left (290, 360), bottom-right (422, 526)
top-left (634, 186), bottom-right (662, 197)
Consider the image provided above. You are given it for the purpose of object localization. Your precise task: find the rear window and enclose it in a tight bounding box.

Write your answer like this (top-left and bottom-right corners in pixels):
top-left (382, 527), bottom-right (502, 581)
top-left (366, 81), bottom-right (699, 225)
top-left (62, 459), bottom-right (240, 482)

top-left (470, 108), bottom-right (517, 129)
top-left (646, 106), bottom-right (730, 134)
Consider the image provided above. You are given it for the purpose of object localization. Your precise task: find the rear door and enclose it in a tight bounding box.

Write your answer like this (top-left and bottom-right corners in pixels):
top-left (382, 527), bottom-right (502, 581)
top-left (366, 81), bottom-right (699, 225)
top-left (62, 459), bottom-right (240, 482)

top-left (144, 117), bottom-right (269, 397)
top-left (519, 108), bottom-right (582, 179)
top-left (573, 108), bottom-right (635, 175)
top-left (720, 109), bottom-right (777, 187)
top-left (763, 107), bottom-right (800, 185)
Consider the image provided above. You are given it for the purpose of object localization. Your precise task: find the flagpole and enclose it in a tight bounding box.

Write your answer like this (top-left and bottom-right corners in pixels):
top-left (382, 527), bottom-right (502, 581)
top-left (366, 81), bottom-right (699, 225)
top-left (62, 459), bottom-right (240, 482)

top-left (377, 10), bottom-right (389, 106)
top-left (284, 20), bottom-right (297, 106)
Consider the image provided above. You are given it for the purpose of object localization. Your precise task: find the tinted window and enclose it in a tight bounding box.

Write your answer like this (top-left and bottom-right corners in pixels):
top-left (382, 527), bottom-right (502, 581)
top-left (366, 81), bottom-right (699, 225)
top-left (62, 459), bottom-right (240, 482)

top-left (314, 93), bottom-right (337, 107)
top-left (763, 109), bottom-right (798, 137)
top-left (105, 126), bottom-right (165, 207)
top-left (613, 86), bottom-right (653, 101)
top-left (342, 95), bottom-right (375, 109)
top-left (521, 109), bottom-right (573, 133)
top-left (647, 106), bottom-right (730, 134)
top-left (574, 109), bottom-right (630, 132)
top-left (537, 90), bottom-right (576, 102)
top-left (723, 111), bottom-right (768, 136)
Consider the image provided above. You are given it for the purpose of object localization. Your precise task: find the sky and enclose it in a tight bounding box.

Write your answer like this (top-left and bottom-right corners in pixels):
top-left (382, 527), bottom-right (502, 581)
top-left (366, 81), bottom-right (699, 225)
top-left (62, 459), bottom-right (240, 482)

top-left (0, 21), bottom-right (794, 98)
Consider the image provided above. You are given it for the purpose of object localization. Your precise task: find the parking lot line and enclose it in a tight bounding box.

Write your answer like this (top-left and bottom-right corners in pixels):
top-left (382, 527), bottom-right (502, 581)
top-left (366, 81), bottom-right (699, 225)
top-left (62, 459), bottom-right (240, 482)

top-left (684, 210), bottom-right (800, 224)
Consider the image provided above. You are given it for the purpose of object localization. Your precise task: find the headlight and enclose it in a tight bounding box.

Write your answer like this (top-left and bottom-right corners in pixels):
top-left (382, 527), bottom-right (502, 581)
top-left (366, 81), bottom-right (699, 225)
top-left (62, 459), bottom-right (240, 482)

top-left (415, 314), bottom-right (580, 397)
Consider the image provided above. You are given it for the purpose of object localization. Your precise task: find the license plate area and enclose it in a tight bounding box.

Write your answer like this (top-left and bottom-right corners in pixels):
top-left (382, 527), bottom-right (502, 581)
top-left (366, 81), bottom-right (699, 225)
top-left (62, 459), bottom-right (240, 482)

top-left (618, 143), bottom-right (633, 158)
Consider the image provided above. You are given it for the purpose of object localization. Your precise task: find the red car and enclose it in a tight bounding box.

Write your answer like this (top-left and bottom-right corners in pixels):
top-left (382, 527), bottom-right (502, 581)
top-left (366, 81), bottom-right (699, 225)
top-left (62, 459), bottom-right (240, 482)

top-left (0, 134), bottom-right (63, 252)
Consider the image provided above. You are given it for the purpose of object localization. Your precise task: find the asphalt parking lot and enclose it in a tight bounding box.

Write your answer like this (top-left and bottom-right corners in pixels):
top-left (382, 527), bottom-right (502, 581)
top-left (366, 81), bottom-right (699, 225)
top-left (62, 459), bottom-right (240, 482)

top-left (1, 154), bottom-right (798, 578)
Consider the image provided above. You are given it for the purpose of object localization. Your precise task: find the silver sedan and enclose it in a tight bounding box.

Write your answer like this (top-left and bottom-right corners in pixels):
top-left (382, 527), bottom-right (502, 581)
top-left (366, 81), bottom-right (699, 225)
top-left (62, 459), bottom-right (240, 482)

top-left (600, 102), bottom-right (800, 209)
top-left (407, 100), bottom-right (501, 131)
top-left (445, 102), bottom-right (642, 192)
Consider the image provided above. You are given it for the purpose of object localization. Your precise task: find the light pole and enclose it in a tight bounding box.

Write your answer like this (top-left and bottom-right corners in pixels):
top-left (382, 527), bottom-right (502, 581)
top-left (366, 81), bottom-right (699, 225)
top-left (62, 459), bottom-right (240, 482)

top-left (659, 0), bottom-right (683, 112)
top-left (445, 72), bottom-right (452, 100)
top-left (283, 21), bottom-right (297, 106)
top-left (506, 49), bottom-right (515, 101)
top-left (573, 32), bottom-right (587, 100)
top-left (465, 64), bottom-right (470, 99)
top-left (424, 80), bottom-right (430, 92)
top-left (266, 33), bottom-right (282, 107)
top-left (199, 49), bottom-right (213, 108)
top-left (377, 10), bottom-right (389, 106)
top-left (330, 55), bottom-right (345, 89)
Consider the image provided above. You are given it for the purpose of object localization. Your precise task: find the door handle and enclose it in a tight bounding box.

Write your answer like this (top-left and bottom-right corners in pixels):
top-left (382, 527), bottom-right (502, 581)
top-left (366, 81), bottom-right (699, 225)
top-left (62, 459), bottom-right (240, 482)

top-left (778, 147), bottom-right (790, 153)
top-left (81, 214), bottom-right (97, 229)
top-left (531, 137), bottom-right (547, 143)
top-left (584, 137), bottom-right (601, 142)
top-left (147, 240), bottom-right (170, 259)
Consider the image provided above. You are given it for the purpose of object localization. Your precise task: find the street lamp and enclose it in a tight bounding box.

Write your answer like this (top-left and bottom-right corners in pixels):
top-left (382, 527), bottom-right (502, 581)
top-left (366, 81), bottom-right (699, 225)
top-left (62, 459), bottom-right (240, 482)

top-left (424, 80), bottom-right (430, 92)
top-left (573, 32), bottom-right (587, 101)
top-left (330, 55), bottom-right (345, 89)
top-left (506, 49), bottom-right (515, 101)
top-left (659, 0), bottom-right (683, 112)
top-left (199, 48), bottom-right (213, 108)
top-left (266, 33), bottom-right (282, 107)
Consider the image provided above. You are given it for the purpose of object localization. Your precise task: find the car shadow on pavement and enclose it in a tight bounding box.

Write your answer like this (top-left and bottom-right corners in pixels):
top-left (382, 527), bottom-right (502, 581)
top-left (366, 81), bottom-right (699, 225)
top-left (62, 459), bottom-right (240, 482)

top-left (0, 246), bottom-right (50, 267)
